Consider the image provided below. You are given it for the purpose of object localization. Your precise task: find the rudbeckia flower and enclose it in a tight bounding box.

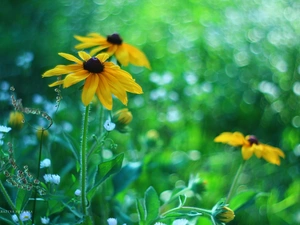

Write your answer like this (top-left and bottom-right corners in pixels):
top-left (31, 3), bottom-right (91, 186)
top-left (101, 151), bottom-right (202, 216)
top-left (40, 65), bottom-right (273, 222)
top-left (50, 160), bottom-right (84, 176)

top-left (214, 132), bottom-right (285, 165)
top-left (74, 33), bottom-right (151, 69)
top-left (42, 51), bottom-right (143, 110)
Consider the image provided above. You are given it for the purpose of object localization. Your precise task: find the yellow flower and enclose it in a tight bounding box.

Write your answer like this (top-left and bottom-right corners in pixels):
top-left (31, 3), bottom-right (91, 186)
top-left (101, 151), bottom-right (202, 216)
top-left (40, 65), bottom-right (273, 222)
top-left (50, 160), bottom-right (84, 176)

top-left (214, 132), bottom-right (285, 165)
top-left (8, 111), bottom-right (24, 131)
top-left (42, 51), bottom-right (143, 110)
top-left (74, 33), bottom-right (151, 69)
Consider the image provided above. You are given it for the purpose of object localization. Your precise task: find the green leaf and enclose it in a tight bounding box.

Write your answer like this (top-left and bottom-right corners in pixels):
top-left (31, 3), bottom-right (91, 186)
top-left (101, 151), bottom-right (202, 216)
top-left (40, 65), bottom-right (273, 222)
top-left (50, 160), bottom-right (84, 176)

top-left (15, 189), bottom-right (30, 211)
top-left (144, 186), bottom-right (160, 224)
top-left (112, 162), bottom-right (142, 195)
top-left (87, 153), bottom-right (124, 199)
top-left (136, 199), bottom-right (145, 224)
top-left (230, 190), bottom-right (258, 211)
top-left (61, 132), bottom-right (80, 161)
top-left (71, 174), bottom-right (76, 183)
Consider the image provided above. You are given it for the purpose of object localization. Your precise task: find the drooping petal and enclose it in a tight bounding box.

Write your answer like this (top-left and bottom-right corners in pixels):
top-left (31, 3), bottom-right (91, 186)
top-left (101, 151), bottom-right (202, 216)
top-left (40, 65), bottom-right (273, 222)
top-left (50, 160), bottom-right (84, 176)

top-left (63, 70), bottom-right (90, 88)
top-left (96, 75), bottom-right (113, 110)
top-left (124, 43), bottom-right (151, 69)
top-left (49, 80), bottom-right (64, 87)
top-left (58, 53), bottom-right (82, 64)
top-left (42, 66), bottom-right (70, 77)
top-left (260, 144), bottom-right (285, 165)
top-left (115, 44), bottom-right (129, 66)
top-left (241, 146), bottom-right (254, 160)
top-left (81, 75), bottom-right (99, 106)
top-left (214, 132), bottom-right (247, 147)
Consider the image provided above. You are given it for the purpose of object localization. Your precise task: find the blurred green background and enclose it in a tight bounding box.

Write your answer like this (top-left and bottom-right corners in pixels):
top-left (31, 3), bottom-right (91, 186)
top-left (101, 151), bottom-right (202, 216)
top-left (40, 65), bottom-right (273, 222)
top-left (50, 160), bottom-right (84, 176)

top-left (0, 0), bottom-right (299, 224)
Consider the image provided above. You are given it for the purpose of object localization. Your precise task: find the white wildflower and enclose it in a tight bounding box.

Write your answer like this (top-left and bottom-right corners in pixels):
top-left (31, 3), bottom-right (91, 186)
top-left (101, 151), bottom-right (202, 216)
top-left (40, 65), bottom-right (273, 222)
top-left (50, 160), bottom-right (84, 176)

top-left (41, 216), bottom-right (50, 224)
top-left (43, 174), bottom-right (60, 185)
top-left (75, 189), bottom-right (81, 196)
top-left (104, 119), bottom-right (116, 131)
top-left (12, 214), bottom-right (18, 223)
top-left (0, 125), bottom-right (11, 133)
top-left (40, 158), bottom-right (51, 168)
top-left (20, 211), bottom-right (31, 221)
top-left (173, 219), bottom-right (189, 225)
top-left (107, 218), bottom-right (118, 225)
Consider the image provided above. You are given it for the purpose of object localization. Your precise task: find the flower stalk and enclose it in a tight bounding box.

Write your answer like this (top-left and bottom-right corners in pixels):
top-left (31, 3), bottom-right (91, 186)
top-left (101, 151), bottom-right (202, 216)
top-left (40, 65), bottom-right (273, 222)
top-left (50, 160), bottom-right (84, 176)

top-left (0, 180), bottom-right (24, 225)
top-left (80, 104), bottom-right (90, 216)
top-left (226, 160), bottom-right (246, 204)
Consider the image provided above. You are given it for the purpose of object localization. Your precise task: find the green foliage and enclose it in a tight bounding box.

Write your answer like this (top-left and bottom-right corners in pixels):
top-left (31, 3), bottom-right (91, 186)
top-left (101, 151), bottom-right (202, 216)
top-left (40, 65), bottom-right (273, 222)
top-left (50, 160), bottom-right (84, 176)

top-left (0, 0), bottom-right (299, 224)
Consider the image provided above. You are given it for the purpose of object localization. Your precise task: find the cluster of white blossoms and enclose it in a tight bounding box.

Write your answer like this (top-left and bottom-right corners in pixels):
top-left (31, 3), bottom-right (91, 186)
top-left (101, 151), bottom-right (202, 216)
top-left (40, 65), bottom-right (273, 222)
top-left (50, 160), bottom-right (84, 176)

top-left (43, 174), bottom-right (60, 185)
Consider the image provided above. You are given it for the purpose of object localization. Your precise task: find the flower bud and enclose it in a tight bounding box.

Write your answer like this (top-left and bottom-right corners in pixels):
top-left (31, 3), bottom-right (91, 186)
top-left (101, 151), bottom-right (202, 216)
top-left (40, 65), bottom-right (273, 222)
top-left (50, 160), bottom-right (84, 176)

top-left (8, 111), bottom-right (24, 131)
top-left (112, 108), bottom-right (133, 133)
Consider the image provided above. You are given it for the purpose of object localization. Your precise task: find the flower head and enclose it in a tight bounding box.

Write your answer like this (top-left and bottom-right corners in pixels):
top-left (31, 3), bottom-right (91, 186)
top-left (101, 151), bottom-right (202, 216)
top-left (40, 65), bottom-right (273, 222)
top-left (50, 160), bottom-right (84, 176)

top-left (107, 218), bottom-right (117, 225)
top-left (104, 119), bottom-right (116, 131)
top-left (8, 111), bottom-right (24, 131)
top-left (214, 132), bottom-right (285, 165)
top-left (75, 189), bottom-right (82, 196)
top-left (0, 125), bottom-right (11, 133)
top-left (74, 33), bottom-right (151, 69)
top-left (43, 174), bottom-right (60, 184)
top-left (20, 211), bottom-right (32, 221)
top-left (211, 199), bottom-right (235, 224)
top-left (112, 108), bottom-right (133, 133)
top-left (173, 219), bottom-right (189, 225)
top-left (42, 51), bottom-right (143, 110)
top-left (41, 217), bottom-right (50, 224)
top-left (12, 214), bottom-right (18, 223)
top-left (40, 158), bottom-right (51, 168)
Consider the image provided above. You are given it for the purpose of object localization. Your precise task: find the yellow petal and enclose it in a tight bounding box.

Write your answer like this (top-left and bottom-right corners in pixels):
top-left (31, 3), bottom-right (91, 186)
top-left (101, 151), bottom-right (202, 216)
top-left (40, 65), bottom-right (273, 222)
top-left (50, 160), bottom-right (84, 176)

top-left (241, 146), bottom-right (254, 160)
top-left (115, 45), bottom-right (129, 66)
top-left (81, 75), bottom-right (99, 106)
top-left (124, 43), bottom-right (151, 69)
top-left (96, 75), bottom-right (113, 110)
top-left (42, 67), bottom-right (68, 77)
top-left (58, 53), bottom-right (82, 64)
top-left (78, 51), bottom-right (91, 62)
top-left (63, 70), bottom-right (90, 88)
top-left (96, 53), bottom-right (110, 62)
top-left (214, 132), bottom-right (247, 146)
top-left (48, 80), bottom-right (64, 87)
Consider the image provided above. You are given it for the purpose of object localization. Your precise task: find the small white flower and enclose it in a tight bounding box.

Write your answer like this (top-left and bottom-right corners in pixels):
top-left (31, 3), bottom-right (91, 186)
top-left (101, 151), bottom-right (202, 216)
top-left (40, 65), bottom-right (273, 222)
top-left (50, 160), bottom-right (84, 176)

top-left (0, 125), bottom-right (11, 133)
top-left (107, 218), bottom-right (117, 225)
top-left (173, 219), bottom-right (188, 225)
top-left (41, 216), bottom-right (50, 224)
top-left (43, 174), bottom-right (60, 184)
top-left (20, 211), bottom-right (31, 221)
top-left (104, 119), bottom-right (116, 131)
top-left (40, 158), bottom-right (51, 168)
top-left (154, 223), bottom-right (166, 225)
top-left (12, 214), bottom-right (18, 223)
top-left (75, 189), bottom-right (81, 196)
top-left (51, 174), bottom-right (60, 184)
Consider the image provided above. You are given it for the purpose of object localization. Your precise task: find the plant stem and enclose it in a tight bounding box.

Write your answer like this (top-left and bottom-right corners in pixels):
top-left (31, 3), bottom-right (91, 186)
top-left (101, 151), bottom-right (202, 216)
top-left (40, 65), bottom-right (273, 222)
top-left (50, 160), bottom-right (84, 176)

top-left (161, 206), bottom-right (211, 218)
top-left (226, 160), bottom-right (246, 204)
top-left (32, 128), bottom-right (44, 224)
top-left (0, 180), bottom-right (24, 225)
top-left (81, 104), bottom-right (90, 216)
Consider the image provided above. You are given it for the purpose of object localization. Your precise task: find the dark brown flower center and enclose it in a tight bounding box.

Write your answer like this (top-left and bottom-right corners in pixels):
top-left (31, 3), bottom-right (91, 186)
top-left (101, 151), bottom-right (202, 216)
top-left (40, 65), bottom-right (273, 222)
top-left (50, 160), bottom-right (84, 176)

top-left (83, 57), bottom-right (104, 73)
top-left (107, 33), bottom-right (123, 45)
top-left (247, 135), bottom-right (259, 145)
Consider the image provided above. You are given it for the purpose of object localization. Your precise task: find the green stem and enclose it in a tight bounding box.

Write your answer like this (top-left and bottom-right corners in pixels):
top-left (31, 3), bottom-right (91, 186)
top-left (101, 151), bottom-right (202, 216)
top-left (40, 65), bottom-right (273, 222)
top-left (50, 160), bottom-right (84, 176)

top-left (0, 180), bottom-right (24, 225)
top-left (32, 128), bottom-right (44, 224)
top-left (81, 104), bottom-right (90, 216)
top-left (226, 160), bottom-right (246, 204)
top-left (161, 206), bottom-right (211, 218)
